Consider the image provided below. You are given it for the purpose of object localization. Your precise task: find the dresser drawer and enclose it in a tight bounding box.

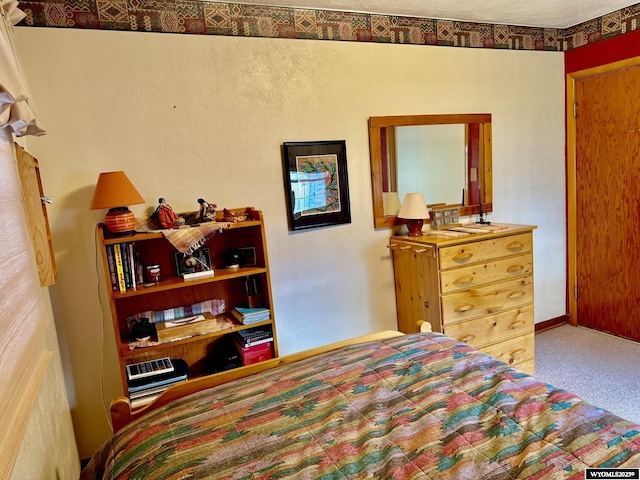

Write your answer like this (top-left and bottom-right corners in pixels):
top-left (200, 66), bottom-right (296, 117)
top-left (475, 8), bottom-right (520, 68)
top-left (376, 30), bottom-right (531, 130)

top-left (439, 233), bottom-right (532, 270)
top-left (480, 333), bottom-right (535, 373)
top-left (443, 305), bottom-right (533, 348)
top-left (442, 276), bottom-right (533, 324)
top-left (440, 253), bottom-right (533, 294)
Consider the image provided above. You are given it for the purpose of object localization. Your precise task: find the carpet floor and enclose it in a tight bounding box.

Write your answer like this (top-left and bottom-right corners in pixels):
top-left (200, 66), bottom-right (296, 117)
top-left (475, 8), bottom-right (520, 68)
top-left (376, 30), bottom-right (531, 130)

top-left (535, 323), bottom-right (640, 424)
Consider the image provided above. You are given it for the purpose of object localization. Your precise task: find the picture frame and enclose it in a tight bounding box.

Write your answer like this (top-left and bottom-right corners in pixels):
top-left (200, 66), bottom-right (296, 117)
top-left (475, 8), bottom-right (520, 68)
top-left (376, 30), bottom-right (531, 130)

top-left (174, 247), bottom-right (212, 276)
top-left (237, 246), bottom-right (257, 267)
top-left (282, 140), bottom-right (351, 231)
top-left (430, 206), bottom-right (461, 229)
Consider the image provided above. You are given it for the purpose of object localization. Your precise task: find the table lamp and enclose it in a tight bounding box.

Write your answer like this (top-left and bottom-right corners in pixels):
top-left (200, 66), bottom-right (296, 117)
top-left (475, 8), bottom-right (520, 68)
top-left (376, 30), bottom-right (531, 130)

top-left (397, 193), bottom-right (430, 236)
top-left (90, 171), bottom-right (145, 234)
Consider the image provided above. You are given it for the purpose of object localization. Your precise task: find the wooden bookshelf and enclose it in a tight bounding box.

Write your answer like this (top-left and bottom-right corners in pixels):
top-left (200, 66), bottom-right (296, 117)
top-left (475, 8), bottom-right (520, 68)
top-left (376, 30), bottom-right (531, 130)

top-left (96, 207), bottom-right (278, 400)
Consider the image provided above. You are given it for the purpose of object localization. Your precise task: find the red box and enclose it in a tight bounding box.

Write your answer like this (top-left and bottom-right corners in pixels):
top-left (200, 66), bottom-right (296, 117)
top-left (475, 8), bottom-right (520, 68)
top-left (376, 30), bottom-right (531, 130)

top-left (235, 341), bottom-right (273, 365)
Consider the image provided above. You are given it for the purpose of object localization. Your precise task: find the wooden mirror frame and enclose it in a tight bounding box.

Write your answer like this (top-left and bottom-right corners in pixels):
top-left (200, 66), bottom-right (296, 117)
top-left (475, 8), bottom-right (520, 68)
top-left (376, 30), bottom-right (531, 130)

top-left (369, 113), bottom-right (492, 228)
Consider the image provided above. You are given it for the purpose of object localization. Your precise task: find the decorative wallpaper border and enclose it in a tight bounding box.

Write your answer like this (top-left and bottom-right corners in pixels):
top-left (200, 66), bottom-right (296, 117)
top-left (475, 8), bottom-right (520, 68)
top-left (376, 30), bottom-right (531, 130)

top-left (16, 0), bottom-right (640, 52)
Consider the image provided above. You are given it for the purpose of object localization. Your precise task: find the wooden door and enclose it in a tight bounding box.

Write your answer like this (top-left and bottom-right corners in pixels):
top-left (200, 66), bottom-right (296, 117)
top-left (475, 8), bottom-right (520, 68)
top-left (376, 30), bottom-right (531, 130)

top-left (575, 66), bottom-right (640, 341)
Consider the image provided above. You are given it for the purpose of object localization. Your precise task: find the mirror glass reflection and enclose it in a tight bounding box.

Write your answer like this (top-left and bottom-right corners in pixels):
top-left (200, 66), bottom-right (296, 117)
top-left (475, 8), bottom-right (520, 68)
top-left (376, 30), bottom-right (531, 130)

top-left (368, 114), bottom-right (492, 229)
top-left (392, 124), bottom-right (466, 212)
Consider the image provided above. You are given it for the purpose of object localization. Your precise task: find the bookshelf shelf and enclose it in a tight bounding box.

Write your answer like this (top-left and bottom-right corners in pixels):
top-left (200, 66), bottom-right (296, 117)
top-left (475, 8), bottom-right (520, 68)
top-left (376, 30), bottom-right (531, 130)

top-left (118, 317), bottom-right (274, 357)
top-left (97, 207), bottom-right (278, 402)
top-left (111, 267), bottom-right (269, 299)
top-left (101, 220), bottom-right (263, 246)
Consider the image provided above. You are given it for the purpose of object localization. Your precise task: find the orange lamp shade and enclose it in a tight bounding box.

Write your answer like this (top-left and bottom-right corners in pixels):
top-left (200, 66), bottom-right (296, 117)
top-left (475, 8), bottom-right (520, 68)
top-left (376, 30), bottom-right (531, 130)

top-left (90, 171), bottom-right (144, 234)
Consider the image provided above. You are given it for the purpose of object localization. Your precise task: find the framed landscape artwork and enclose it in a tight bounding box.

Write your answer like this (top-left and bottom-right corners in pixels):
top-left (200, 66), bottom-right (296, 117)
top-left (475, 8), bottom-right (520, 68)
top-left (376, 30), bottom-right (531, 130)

top-left (282, 140), bottom-right (351, 231)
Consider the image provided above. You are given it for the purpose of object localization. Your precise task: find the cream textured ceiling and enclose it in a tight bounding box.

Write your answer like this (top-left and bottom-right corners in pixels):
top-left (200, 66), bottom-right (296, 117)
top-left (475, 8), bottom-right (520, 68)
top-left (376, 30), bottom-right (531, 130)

top-left (221, 0), bottom-right (640, 28)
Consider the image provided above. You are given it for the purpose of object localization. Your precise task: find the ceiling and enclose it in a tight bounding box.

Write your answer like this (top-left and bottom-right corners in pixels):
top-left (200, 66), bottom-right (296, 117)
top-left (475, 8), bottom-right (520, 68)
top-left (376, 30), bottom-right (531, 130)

top-left (221, 0), bottom-right (640, 29)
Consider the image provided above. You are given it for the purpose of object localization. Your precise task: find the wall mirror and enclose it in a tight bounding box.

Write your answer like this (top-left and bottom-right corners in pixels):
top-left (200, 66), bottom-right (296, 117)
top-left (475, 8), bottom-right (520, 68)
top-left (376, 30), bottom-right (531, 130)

top-left (369, 114), bottom-right (492, 228)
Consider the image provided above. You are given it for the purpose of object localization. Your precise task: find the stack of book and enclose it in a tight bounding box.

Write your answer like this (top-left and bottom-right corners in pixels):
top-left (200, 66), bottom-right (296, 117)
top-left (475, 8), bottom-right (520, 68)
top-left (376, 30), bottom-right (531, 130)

top-left (106, 242), bottom-right (141, 293)
top-left (126, 358), bottom-right (189, 408)
top-left (231, 307), bottom-right (271, 325)
top-left (234, 328), bottom-right (273, 346)
top-left (232, 328), bottom-right (273, 365)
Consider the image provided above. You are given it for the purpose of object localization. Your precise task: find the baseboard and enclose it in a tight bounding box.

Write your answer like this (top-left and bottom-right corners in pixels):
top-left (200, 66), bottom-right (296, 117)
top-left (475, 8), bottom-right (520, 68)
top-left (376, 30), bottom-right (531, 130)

top-left (535, 315), bottom-right (568, 333)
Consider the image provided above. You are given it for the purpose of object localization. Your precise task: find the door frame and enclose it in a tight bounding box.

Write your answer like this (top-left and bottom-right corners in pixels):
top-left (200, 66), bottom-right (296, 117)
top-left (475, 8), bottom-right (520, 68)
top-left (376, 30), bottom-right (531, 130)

top-left (566, 55), bottom-right (640, 326)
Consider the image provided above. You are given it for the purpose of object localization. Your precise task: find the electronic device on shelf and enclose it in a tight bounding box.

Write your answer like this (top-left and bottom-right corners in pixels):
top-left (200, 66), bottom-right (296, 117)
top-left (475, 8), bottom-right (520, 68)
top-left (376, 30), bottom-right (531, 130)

top-left (126, 357), bottom-right (174, 381)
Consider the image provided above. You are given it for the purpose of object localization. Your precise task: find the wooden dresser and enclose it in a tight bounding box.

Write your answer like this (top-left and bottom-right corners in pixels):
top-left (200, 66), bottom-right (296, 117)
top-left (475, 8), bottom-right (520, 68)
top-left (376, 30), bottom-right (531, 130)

top-left (389, 224), bottom-right (536, 373)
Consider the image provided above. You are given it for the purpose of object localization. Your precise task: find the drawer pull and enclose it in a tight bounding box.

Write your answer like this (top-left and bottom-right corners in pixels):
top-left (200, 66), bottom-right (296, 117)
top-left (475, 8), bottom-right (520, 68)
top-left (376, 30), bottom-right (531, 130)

top-left (452, 251), bottom-right (473, 262)
top-left (507, 291), bottom-right (526, 300)
top-left (414, 248), bottom-right (428, 254)
top-left (508, 320), bottom-right (526, 329)
top-left (400, 245), bottom-right (412, 250)
top-left (507, 265), bottom-right (524, 274)
top-left (453, 276), bottom-right (474, 285)
top-left (454, 304), bottom-right (473, 313)
top-left (458, 334), bottom-right (475, 343)
top-left (506, 241), bottom-right (524, 251)
top-left (508, 348), bottom-right (527, 361)
top-left (388, 243), bottom-right (398, 249)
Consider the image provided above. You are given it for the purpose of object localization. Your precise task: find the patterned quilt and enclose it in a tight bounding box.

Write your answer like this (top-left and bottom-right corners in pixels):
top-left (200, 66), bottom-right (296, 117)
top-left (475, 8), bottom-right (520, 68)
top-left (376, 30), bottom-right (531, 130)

top-left (82, 333), bottom-right (640, 479)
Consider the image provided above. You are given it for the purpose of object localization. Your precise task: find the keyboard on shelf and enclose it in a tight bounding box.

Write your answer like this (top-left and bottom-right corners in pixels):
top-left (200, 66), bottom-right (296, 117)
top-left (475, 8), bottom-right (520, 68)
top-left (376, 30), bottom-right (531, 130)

top-left (126, 357), bottom-right (174, 381)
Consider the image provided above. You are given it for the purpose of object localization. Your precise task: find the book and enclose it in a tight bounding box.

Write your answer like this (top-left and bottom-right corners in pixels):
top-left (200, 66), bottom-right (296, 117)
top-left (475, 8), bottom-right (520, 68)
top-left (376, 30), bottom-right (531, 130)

top-left (130, 391), bottom-right (166, 409)
top-left (236, 327), bottom-right (272, 342)
top-left (127, 358), bottom-right (189, 390)
top-left (236, 328), bottom-right (273, 346)
top-left (128, 242), bottom-right (137, 289)
top-left (120, 242), bottom-right (132, 290)
top-left (112, 243), bottom-right (126, 293)
top-left (128, 375), bottom-right (187, 395)
top-left (231, 307), bottom-right (271, 324)
top-left (105, 244), bottom-right (118, 292)
top-left (235, 335), bottom-right (273, 347)
top-left (127, 359), bottom-right (189, 408)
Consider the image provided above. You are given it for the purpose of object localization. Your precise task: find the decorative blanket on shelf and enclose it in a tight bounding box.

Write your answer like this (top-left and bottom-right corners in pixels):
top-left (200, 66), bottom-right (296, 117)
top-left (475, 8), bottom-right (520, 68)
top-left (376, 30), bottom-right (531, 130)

top-left (81, 333), bottom-right (640, 479)
top-left (136, 218), bottom-right (231, 254)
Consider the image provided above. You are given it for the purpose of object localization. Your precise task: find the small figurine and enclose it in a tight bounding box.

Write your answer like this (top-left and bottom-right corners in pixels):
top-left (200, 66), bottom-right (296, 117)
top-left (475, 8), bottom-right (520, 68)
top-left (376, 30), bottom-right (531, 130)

top-left (154, 198), bottom-right (185, 229)
top-left (197, 198), bottom-right (217, 223)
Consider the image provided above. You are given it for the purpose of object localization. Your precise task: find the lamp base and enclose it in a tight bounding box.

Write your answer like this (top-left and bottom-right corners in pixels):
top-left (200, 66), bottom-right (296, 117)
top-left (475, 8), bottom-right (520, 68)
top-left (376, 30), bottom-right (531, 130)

top-left (104, 207), bottom-right (136, 234)
top-left (406, 219), bottom-right (424, 237)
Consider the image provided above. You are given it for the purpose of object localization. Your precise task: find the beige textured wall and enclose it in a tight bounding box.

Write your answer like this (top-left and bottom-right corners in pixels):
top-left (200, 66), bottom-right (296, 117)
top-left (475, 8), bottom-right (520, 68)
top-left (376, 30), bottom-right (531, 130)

top-left (15, 27), bottom-right (565, 458)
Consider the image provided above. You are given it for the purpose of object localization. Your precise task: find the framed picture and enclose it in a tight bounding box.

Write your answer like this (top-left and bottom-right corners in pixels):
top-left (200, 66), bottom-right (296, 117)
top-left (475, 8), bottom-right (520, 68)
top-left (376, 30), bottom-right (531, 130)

top-left (237, 246), bottom-right (257, 267)
top-left (282, 140), bottom-right (351, 231)
top-left (174, 247), bottom-right (212, 276)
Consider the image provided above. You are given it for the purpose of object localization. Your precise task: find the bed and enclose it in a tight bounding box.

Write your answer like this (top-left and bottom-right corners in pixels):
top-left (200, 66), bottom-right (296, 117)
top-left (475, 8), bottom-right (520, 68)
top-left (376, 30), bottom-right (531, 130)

top-left (81, 331), bottom-right (640, 479)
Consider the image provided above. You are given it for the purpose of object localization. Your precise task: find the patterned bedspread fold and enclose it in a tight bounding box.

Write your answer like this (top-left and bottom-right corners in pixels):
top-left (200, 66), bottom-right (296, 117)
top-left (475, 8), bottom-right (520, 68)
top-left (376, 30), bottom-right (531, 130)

top-left (81, 333), bottom-right (640, 479)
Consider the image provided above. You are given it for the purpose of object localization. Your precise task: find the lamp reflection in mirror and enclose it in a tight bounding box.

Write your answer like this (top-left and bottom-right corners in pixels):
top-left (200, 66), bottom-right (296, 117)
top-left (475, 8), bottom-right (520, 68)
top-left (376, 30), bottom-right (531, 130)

top-left (382, 192), bottom-right (401, 217)
top-left (90, 171), bottom-right (144, 234)
top-left (397, 193), bottom-right (430, 237)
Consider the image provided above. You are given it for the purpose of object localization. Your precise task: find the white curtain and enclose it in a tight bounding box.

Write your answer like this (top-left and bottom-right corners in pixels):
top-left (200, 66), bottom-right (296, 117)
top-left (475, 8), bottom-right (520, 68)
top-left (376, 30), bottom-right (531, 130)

top-left (0, 0), bottom-right (45, 137)
top-left (0, 1), bottom-right (49, 478)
